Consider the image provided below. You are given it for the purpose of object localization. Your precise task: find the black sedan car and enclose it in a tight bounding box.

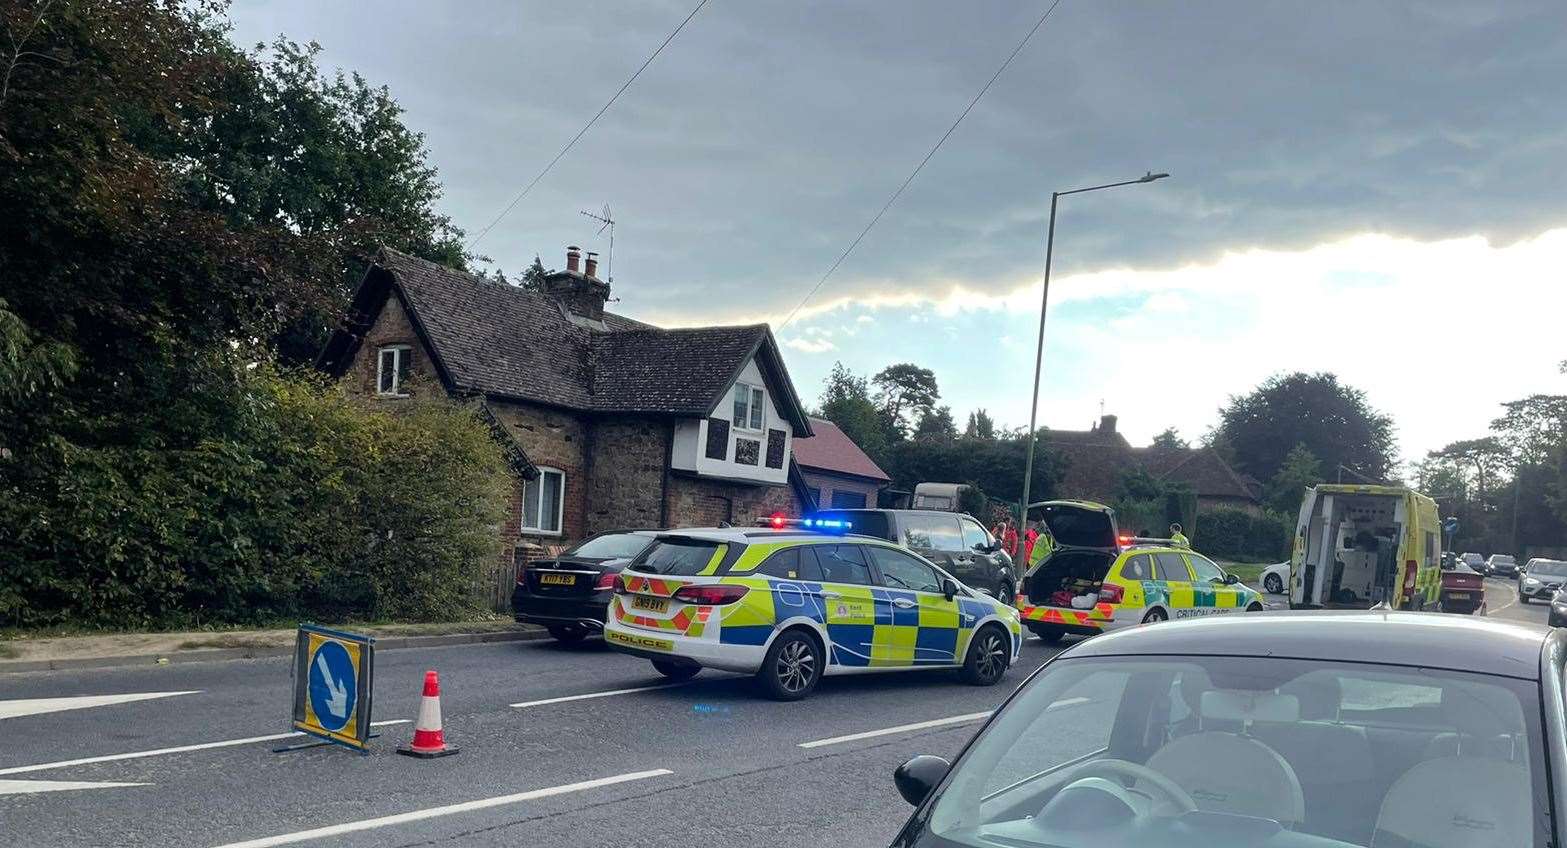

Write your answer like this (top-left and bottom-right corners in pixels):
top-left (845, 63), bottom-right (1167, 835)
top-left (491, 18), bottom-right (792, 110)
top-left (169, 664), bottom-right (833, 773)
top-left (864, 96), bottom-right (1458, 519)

top-left (891, 612), bottom-right (1559, 848)
top-left (512, 530), bottom-right (656, 643)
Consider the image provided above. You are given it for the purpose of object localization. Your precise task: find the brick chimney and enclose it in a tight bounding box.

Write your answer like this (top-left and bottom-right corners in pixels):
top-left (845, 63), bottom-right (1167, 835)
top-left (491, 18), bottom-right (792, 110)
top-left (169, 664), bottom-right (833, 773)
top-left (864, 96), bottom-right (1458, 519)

top-left (584, 251), bottom-right (599, 279)
top-left (544, 245), bottom-right (610, 322)
top-left (1099, 414), bottom-right (1118, 434)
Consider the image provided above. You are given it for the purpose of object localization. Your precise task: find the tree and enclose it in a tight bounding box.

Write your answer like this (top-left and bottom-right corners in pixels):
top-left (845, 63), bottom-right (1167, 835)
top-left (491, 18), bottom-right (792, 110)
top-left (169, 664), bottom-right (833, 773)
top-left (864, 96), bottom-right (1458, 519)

top-left (1266, 443), bottom-right (1323, 514)
top-left (1432, 437), bottom-right (1510, 498)
top-left (818, 362), bottom-right (887, 463)
top-left (521, 256), bottom-right (549, 292)
top-left (1213, 372), bottom-right (1396, 483)
top-left (1490, 394), bottom-right (1567, 466)
top-left (1150, 427), bottom-right (1188, 450)
top-left (872, 363), bottom-right (939, 438)
top-left (914, 405), bottom-right (957, 442)
top-left (963, 409), bottom-right (997, 440)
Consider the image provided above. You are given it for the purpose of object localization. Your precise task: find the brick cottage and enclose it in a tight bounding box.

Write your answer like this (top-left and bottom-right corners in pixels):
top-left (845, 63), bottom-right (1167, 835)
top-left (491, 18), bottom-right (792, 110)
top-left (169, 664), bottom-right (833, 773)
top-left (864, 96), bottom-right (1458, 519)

top-left (317, 246), bottom-right (819, 580)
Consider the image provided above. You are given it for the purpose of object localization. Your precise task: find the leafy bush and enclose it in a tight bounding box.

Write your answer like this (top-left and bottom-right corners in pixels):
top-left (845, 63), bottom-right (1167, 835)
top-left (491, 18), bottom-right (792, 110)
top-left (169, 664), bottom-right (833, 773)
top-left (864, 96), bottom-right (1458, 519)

top-left (0, 367), bottom-right (511, 629)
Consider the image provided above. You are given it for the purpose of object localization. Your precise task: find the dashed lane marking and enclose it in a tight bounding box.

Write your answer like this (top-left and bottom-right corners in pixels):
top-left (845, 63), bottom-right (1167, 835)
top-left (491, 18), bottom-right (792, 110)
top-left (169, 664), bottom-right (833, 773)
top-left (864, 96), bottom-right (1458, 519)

top-left (0, 778), bottom-right (149, 796)
top-left (0, 691), bottom-right (201, 720)
top-left (798, 711), bottom-right (993, 749)
top-left (509, 682), bottom-right (692, 709)
top-left (207, 769), bottom-right (675, 848)
top-left (0, 720), bottom-right (410, 776)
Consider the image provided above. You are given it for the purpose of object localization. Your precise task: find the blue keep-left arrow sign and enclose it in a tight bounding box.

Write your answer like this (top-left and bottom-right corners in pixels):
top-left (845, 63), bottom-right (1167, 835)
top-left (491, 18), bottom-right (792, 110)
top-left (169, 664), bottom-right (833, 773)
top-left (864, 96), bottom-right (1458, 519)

top-left (308, 640), bottom-right (357, 733)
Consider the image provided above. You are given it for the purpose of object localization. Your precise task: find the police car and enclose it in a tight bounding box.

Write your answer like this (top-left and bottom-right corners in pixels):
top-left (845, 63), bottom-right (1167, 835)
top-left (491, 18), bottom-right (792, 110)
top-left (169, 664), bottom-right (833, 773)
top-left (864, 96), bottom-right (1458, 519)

top-left (1018, 501), bottom-right (1265, 643)
top-left (602, 519), bottom-right (1023, 700)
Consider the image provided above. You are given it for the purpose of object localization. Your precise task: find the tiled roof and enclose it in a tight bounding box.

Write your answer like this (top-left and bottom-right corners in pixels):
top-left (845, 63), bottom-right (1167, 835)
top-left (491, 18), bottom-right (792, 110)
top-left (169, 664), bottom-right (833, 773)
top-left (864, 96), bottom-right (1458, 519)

top-left (591, 325), bottom-right (771, 417)
top-left (793, 418), bottom-right (891, 482)
top-left (1134, 446), bottom-right (1258, 500)
top-left (319, 248), bottom-right (810, 429)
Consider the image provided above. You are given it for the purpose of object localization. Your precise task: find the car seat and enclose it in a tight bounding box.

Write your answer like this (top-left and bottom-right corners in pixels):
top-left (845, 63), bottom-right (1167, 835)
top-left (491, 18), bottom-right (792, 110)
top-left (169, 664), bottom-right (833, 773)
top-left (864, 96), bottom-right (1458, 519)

top-left (1372, 683), bottom-right (1533, 847)
top-left (1252, 675), bottom-right (1377, 843)
top-left (1147, 687), bottom-right (1306, 826)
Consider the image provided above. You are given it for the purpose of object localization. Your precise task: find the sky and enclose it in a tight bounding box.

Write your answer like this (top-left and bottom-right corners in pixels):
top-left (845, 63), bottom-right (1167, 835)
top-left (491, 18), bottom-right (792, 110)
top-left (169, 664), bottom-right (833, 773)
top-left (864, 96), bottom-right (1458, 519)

top-left (229, 0), bottom-right (1567, 464)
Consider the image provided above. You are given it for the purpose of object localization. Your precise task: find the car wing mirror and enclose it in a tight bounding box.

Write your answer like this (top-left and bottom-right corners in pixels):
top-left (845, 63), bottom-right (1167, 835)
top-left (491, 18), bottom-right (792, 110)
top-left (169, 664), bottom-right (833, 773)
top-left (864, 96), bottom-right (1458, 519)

top-left (1223, 573), bottom-right (1240, 585)
top-left (941, 578), bottom-right (959, 601)
top-left (894, 755), bottom-right (951, 806)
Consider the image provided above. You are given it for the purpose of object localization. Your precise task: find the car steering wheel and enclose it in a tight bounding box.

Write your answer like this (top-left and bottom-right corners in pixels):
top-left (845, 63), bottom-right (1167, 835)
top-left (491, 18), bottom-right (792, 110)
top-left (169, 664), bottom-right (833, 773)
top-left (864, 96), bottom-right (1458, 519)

top-left (1051, 758), bottom-right (1198, 815)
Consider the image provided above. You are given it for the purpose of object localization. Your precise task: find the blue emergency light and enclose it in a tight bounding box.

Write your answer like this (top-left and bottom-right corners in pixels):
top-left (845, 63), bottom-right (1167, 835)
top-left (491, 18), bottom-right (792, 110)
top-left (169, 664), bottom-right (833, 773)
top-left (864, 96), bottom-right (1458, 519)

top-left (757, 513), bottom-right (853, 532)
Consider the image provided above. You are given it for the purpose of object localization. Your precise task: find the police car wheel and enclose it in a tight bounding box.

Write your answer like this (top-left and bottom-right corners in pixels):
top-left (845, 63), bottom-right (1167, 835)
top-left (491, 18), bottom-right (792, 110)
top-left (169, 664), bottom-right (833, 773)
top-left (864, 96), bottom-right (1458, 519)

top-left (758, 629), bottom-right (822, 701)
top-left (1142, 608), bottom-right (1168, 624)
top-left (651, 659), bottom-right (699, 680)
top-left (961, 625), bottom-right (1009, 686)
top-left (1264, 573), bottom-right (1283, 594)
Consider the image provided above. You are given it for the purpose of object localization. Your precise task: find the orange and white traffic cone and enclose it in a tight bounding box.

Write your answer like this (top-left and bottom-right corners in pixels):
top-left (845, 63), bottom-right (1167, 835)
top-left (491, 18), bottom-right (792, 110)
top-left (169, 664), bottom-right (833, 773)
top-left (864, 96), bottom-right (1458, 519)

top-left (397, 669), bottom-right (460, 758)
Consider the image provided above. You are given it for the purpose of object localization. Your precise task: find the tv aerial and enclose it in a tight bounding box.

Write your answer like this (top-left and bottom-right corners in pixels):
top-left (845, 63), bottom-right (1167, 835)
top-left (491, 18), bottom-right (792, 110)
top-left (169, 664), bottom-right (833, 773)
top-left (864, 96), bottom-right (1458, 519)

top-left (579, 205), bottom-right (615, 282)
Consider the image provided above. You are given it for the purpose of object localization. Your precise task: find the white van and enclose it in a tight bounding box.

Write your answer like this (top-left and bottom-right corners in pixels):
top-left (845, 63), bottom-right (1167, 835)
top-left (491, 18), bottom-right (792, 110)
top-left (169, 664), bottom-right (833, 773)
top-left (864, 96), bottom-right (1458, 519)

top-left (1289, 484), bottom-right (1441, 610)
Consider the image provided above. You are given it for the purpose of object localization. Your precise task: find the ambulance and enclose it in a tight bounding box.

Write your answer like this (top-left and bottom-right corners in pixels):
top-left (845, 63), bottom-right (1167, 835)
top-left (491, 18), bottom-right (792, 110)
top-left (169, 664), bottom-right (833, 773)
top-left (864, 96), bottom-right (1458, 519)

top-left (1288, 484), bottom-right (1442, 610)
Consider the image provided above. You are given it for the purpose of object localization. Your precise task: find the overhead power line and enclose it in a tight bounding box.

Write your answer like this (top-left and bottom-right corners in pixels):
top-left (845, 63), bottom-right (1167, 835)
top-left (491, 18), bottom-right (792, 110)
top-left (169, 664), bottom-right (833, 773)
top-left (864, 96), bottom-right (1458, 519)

top-left (777, 0), bottom-right (1065, 331)
top-left (465, 0), bottom-right (711, 253)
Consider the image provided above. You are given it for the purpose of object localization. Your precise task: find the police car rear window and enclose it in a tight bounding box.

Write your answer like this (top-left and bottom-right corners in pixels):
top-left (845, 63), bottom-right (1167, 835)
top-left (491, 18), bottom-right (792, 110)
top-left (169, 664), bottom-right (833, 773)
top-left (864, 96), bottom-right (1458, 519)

top-left (631, 539), bottom-right (723, 576)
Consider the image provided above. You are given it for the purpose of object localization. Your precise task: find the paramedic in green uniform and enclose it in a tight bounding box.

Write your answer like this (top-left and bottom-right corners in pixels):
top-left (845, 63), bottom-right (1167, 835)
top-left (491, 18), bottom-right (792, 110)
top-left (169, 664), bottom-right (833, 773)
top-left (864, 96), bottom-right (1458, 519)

top-left (1028, 521), bottom-right (1054, 568)
top-left (1170, 523), bottom-right (1190, 548)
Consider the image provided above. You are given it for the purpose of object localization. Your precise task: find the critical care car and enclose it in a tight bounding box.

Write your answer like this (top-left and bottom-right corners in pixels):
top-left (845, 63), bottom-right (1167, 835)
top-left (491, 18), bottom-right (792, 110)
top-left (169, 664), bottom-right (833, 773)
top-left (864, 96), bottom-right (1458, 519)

top-left (1017, 501), bottom-right (1265, 643)
top-left (602, 521), bottom-right (1023, 700)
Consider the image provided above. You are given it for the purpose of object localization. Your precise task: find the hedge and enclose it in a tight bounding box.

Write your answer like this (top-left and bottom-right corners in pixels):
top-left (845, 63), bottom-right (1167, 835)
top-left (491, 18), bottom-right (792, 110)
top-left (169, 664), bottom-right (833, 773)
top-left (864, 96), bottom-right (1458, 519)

top-left (1192, 508), bottom-right (1293, 562)
top-left (0, 368), bottom-right (512, 629)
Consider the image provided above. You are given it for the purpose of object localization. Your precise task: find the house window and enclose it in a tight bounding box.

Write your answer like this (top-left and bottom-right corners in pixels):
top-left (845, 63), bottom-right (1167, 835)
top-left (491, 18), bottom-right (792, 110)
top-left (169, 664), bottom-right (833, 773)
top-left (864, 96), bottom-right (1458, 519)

top-left (521, 468), bottom-right (565, 535)
top-left (732, 382), bottom-right (765, 432)
top-left (377, 345), bottom-right (412, 395)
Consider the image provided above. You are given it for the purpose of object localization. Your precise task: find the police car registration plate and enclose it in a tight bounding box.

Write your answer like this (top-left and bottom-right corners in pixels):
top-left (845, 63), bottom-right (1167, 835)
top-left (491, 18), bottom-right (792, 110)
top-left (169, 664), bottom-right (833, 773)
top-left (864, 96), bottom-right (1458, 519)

top-left (632, 596), bottom-right (669, 613)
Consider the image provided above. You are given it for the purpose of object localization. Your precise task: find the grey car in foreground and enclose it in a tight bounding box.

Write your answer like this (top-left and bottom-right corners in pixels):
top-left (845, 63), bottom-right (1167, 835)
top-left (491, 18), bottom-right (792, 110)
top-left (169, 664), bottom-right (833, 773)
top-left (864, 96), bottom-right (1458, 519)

top-left (889, 612), bottom-right (1561, 848)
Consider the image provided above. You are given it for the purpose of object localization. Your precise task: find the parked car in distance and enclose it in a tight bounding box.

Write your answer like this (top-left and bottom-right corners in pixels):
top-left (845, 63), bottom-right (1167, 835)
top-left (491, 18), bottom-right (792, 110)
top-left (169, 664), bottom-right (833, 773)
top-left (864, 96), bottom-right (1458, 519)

top-left (1439, 557), bottom-right (1485, 614)
top-left (511, 530), bottom-right (657, 643)
top-left (1550, 587), bottom-right (1567, 628)
top-left (889, 613), bottom-right (1557, 848)
top-left (1260, 561), bottom-right (1289, 595)
top-left (1520, 560), bottom-right (1567, 604)
top-left (1458, 551), bottom-right (1488, 575)
top-left (813, 508), bottom-right (1016, 601)
top-left (1488, 553), bottom-right (1519, 578)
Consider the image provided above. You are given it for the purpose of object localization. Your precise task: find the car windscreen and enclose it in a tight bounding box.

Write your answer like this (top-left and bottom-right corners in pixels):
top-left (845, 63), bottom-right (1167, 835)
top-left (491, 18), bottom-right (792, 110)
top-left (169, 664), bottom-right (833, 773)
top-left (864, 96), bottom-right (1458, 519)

top-left (1528, 560), bottom-right (1567, 577)
top-left (1493, 555), bottom-right (1515, 565)
top-left (814, 510), bottom-right (891, 540)
top-left (627, 538), bottom-right (724, 576)
top-left (924, 655), bottom-right (1546, 848)
top-left (568, 532), bottom-right (654, 560)
top-left (1461, 553), bottom-right (1484, 563)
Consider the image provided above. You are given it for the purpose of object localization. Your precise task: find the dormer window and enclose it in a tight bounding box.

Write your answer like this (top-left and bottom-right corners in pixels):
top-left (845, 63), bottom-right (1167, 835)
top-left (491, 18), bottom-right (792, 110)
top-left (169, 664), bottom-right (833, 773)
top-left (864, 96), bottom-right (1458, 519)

top-left (732, 382), bottom-right (765, 432)
top-left (377, 345), bottom-right (412, 395)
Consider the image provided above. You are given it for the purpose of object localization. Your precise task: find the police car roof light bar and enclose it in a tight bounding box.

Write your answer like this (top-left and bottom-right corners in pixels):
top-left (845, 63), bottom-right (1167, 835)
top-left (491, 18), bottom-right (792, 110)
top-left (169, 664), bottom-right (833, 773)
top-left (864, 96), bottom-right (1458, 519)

top-left (756, 513), bottom-right (854, 532)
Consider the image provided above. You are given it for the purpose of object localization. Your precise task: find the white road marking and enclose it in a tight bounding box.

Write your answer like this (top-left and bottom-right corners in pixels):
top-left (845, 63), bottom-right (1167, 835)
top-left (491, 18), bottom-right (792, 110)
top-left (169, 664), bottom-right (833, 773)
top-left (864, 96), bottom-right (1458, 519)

top-left (509, 683), bottom-right (690, 709)
top-left (0, 778), bottom-right (149, 795)
top-left (1487, 578), bottom-right (1520, 615)
top-left (0, 691), bottom-right (201, 720)
top-left (207, 769), bottom-right (674, 848)
top-left (0, 720), bottom-right (410, 776)
top-left (798, 711), bottom-right (993, 749)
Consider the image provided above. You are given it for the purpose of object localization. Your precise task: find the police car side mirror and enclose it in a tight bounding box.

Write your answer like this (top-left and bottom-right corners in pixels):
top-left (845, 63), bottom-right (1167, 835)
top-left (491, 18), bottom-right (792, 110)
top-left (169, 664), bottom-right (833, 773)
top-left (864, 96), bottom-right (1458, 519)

top-left (894, 755), bottom-right (950, 806)
top-left (941, 578), bottom-right (959, 601)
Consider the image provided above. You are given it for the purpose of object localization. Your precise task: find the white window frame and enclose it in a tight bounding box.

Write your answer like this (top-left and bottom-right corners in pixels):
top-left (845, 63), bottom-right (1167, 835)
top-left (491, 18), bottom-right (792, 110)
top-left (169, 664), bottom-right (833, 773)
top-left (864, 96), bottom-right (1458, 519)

top-left (520, 467), bottom-right (565, 536)
top-left (376, 344), bottom-right (413, 396)
top-left (732, 381), bottom-right (766, 433)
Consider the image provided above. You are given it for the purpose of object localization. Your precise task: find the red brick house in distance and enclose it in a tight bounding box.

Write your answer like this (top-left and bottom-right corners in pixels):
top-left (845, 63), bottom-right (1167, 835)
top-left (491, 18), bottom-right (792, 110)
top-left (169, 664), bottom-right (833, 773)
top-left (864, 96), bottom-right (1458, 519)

top-left (317, 246), bottom-right (818, 587)
top-left (792, 417), bottom-right (891, 509)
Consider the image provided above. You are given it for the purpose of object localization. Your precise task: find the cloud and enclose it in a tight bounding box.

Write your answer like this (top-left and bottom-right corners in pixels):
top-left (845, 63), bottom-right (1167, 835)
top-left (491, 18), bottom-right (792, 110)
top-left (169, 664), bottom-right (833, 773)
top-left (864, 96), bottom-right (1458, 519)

top-left (782, 336), bottom-right (835, 354)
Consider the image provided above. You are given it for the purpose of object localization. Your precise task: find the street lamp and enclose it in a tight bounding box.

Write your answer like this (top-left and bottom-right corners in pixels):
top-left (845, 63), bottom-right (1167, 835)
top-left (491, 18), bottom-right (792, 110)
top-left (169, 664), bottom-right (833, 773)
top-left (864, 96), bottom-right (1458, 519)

top-left (1017, 172), bottom-right (1170, 533)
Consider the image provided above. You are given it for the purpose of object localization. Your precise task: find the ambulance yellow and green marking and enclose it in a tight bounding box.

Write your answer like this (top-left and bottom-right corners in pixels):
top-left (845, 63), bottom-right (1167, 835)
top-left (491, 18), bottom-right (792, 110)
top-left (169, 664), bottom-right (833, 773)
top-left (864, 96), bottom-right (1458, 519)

top-left (610, 535), bottom-right (1022, 671)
